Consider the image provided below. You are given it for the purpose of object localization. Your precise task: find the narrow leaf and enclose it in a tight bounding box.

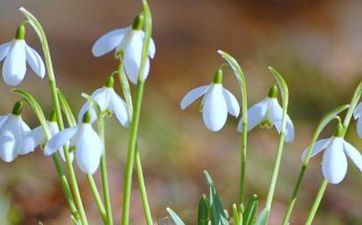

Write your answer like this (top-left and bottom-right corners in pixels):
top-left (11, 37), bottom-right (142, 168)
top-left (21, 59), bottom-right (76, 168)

top-left (243, 194), bottom-right (258, 225)
top-left (198, 194), bottom-right (209, 225)
top-left (166, 208), bottom-right (186, 225)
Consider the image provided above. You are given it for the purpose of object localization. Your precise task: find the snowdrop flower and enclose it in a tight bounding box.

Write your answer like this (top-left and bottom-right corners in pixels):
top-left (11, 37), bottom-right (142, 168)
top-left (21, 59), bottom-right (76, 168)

top-left (44, 112), bottom-right (103, 175)
top-left (353, 102), bottom-right (362, 138)
top-left (92, 15), bottom-right (156, 84)
top-left (0, 102), bottom-right (31, 162)
top-left (20, 111), bottom-right (73, 162)
top-left (302, 124), bottom-right (362, 184)
top-left (180, 69), bottom-right (240, 132)
top-left (237, 85), bottom-right (295, 143)
top-left (78, 76), bottom-right (129, 126)
top-left (0, 25), bottom-right (45, 86)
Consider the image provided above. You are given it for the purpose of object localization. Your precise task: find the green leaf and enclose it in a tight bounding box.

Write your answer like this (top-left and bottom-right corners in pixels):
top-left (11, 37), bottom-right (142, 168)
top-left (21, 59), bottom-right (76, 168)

top-left (243, 194), bottom-right (258, 225)
top-left (254, 208), bottom-right (268, 225)
top-left (166, 208), bottom-right (186, 225)
top-left (198, 194), bottom-right (209, 225)
top-left (203, 171), bottom-right (229, 225)
top-left (57, 89), bottom-right (76, 126)
top-left (232, 204), bottom-right (243, 225)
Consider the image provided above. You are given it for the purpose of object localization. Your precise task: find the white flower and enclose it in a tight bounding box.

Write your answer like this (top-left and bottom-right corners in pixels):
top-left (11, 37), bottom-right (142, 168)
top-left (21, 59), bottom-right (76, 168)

top-left (180, 70), bottom-right (240, 132)
top-left (302, 136), bottom-right (362, 184)
top-left (20, 119), bottom-right (74, 162)
top-left (0, 109), bottom-right (30, 162)
top-left (92, 15), bottom-right (156, 84)
top-left (78, 77), bottom-right (129, 126)
top-left (0, 25), bottom-right (45, 86)
top-left (353, 102), bottom-right (362, 138)
top-left (237, 85), bottom-right (295, 143)
top-left (44, 112), bottom-right (103, 175)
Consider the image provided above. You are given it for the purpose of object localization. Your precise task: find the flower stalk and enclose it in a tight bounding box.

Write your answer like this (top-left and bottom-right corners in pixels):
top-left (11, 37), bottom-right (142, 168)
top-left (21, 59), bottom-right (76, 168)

top-left (19, 8), bottom-right (88, 225)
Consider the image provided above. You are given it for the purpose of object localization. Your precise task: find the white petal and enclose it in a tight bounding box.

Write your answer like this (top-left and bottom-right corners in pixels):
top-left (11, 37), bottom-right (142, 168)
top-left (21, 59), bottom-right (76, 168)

top-left (356, 118), bottom-right (362, 138)
top-left (149, 38), bottom-right (156, 59)
top-left (343, 141), bottom-right (362, 172)
top-left (44, 127), bottom-right (77, 156)
top-left (0, 41), bottom-right (12, 62)
top-left (180, 85), bottom-right (209, 110)
top-left (0, 115), bottom-right (9, 128)
top-left (274, 115), bottom-right (295, 143)
top-left (222, 89), bottom-right (240, 117)
top-left (353, 102), bottom-right (362, 119)
top-left (322, 138), bottom-right (348, 184)
top-left (25, 44), bottom-right (45, 78)
top-left (18, 126), bottom-right (44, 155)
top-left (3, 40), bottom-right (26, 86)
top-left (237, 98), bottom-right (268, 132)
top-left (0, 131), bottom-right (17, 162)
top-left (48, 121), bottom-right (60, 136)
top-left (110, 90), bottom-right (129, 126)
top-left (266, 98), bottom-right (283, 122)
top-left (75, 124), bottom-right (103, 174)
top-left (301, 138), bottom-right (331, 160)
top-left (124, 31), bottom-right (144, 84)
top-left (92, 28), bottom-right (128, 57)
top-left (202, 84), bottom-right (228, 132)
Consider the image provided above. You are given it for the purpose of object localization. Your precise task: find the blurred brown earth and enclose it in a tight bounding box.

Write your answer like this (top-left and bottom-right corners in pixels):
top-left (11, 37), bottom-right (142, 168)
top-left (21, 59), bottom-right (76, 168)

top-left (0, 0), bottom-right (361, 224)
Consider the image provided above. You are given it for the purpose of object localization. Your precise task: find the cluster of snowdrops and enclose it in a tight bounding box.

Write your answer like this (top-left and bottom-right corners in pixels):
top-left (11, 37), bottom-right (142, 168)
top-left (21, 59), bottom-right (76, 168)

top-left (0, 1), bottom-right (361, 225)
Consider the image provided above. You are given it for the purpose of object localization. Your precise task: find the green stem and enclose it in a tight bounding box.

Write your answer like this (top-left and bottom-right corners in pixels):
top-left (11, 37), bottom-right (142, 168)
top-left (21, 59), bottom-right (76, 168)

top-left (87, 175), bottom-right (107, 224)
top-left (97, 115), bottom-right (114, 225)
top-left (52, 154), bottom-right (79, 220)
top-left (281, 164), bottom-right (307, 225)
top-left (265, 132), bottom-right (286, 211)
top-left (121, 81), bottom-right (145, 225)
top-left (117, 62), bottom-right (133, 118)
top-left (305, 179), bottom-right (328, 225)
top-left (135, 146), bottom-right (153, 225)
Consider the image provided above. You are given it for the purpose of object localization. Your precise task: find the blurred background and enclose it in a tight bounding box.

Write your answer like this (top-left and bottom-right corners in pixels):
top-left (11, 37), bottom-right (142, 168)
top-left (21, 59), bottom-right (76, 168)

top-left (0, 0), bottom-right (361, 224)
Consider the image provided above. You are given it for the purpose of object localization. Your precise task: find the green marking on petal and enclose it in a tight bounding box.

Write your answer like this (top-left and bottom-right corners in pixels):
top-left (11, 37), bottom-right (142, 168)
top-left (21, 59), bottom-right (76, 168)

top-left (260, 120), bottom-right (273, 129)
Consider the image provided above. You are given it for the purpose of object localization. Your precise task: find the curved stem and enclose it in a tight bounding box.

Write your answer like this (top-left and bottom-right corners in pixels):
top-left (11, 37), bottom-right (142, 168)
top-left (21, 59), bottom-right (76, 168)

top-left (135, 146), bottom-right (153, 225)
top-left (305, 179), bottom-right (328, 225)
top-left (87, 175), bottom-right (107, 224)
top-left (98, 115), bottom-right (113, 225)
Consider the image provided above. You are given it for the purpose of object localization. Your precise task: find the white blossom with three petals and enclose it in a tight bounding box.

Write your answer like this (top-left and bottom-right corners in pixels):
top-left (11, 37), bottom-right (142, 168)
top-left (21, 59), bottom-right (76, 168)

top-left (78, 77), bottom-right (129, 126)
top-left (180, 70), bottom-right (240, 132)
top-left (237, 85), bottom-right (295, 143)
top-left (302, 125), bottom-right (362, 184)
top-left (20, 113), bottom-right (73, 162)
top-left (0, 102), bottom-right (31, 162)
top-left (0, 25), bottom-right (45, 86)
top-left (353, 102), bottom-right (362, 138)
top-left (44, 112), bottom-right (103, 175)
top-left (92, 15), bottom-right (156, 84)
